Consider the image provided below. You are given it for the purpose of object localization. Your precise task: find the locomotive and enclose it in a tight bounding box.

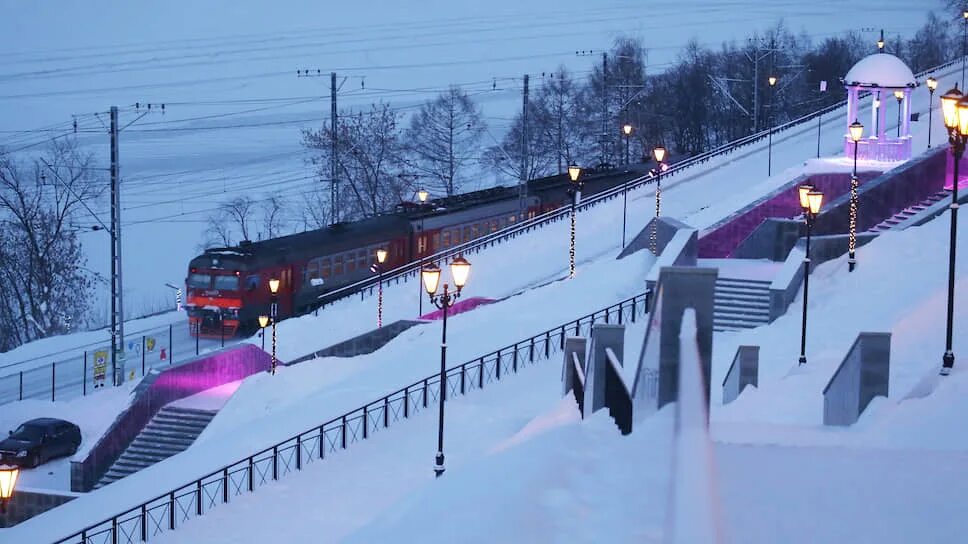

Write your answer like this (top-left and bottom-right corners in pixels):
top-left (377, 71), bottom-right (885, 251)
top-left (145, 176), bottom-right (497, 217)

top-left (184, 167), bottom-right (643, 338)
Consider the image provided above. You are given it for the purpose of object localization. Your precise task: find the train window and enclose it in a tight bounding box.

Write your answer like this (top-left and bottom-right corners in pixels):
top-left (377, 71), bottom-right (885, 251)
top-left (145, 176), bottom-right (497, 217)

top-left (508, 215), bottom-right (517, 224)
top-left (471, 224), bottom-right (480, 239)
top-left (213, 275), bottom-right (239, 290)
top-left (245, 274), bottom-right (260, 290)
top-left (306, 261), bottom-right (319, 280)
top-left (418, 236), bottom-right (427, 254)
top-left (463, 226), bottom-right (471, 241)
top-left (358, 250), bottom-right (367, 268)
top-left (187, 273), bottom-right (211, 288)
top-left (346, 252), bottom-right (356, 273)
top-left (490, 220), bottom-right (498, 232)
top-left (529, 210), bottom-right (536, 219)
top-left (321, 258), bottom-right (331, 278)
top-left (334, 255), bottom-right (344, 275)
top-left (451, 229), bottom-right (460, 245)
top-left (442, 230), bottom-right (450, 248)
top-left (432, 233), bottom-right (440, 251)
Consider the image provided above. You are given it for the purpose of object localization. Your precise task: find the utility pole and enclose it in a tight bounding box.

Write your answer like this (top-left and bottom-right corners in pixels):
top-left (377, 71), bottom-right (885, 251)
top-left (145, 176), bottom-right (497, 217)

top-left (331, 71), bottom-right (339, 225)
top-left (519, 74), bottom-right (529, 218)
top-left (109, 106), bottom-right (125, 385)
top-left (602, 52), bottom-right (608, 167)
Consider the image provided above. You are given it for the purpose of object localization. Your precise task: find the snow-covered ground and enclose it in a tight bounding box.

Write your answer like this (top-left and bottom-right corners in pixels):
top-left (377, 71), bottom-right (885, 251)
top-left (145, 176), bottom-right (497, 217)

top-left (0, 0), bottom-right (936, 331)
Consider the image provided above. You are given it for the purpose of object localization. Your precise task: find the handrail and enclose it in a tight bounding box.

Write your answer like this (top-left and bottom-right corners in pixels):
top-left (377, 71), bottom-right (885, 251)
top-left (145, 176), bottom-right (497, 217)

top-left (53, 290), bottom-right (650, 543)
top-left (319, 56), bottom-right (959, 309)
top-left (604, 347), bottom-right (630, 396)
top-left (572, 352), bottom-right (585, 385)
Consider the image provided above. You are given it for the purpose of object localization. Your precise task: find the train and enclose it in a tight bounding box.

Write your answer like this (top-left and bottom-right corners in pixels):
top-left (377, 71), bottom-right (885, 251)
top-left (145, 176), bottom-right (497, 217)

top-left (184, 167), bottom-right (644, 338)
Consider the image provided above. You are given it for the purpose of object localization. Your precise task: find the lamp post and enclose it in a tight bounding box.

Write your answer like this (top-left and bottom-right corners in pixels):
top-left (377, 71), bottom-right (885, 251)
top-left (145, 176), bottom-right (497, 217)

top-left (877, 29), bottom-right (884, 53)
top-left (894, 90), bottom-right (903, 138)
top-left (567, 164), bottom-right (582, 279)
top-left (0, 464), bottom-right (18, 514)
top-left (268, 278), bottom-right (280, 375)
top-left (873, 96), bottom-right (881, 136)
top-left (797, 185), bottom-right (824, 366)
top-left (422, 256), bottom-right (471, 478)
top-left (927, 77), bottom-right (938, 148)
top-left (939, 85), bottom-right (968, 375)
top-left (258, 315), bottom-right (269, 351)
top-left (373, 248), bottom-right (388, 328)
top-left (650, 146), bottom-right (667, 254)
top-left (848, 119), bottom-right (864, 272)
top-left (963, 11), bottom-right (967, 88)
top-left (768, 75), bottom-right (778, 177)
top-left (417, 189), bottom-right (429, 317)
top-left (621, 124), bottom-right (633, 248)
top-left (622, 123), bottom-right (632, 166)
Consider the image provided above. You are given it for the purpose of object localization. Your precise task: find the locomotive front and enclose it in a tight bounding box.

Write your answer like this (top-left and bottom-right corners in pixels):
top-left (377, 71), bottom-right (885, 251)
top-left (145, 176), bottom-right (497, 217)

top-left (184, 249), bottom-right (251, 338)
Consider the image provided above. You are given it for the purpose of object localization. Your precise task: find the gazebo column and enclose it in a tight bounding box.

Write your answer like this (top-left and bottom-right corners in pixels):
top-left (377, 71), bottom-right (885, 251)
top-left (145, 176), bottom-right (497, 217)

top-left (871, 91), bottom-right (880, 139)
top-left (901, 88), bottom-right (912, 137)
top-left (878, 90), bottom-right (888, 140)
top-left (846, 86), bottom-right (858, 131)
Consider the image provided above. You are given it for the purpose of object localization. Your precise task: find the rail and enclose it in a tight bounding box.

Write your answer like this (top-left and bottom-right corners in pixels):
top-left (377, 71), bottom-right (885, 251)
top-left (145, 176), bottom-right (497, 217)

top-left (53, 290), bottom-right (650, 543)
top-left (319, 56), bottom-right (961, 308)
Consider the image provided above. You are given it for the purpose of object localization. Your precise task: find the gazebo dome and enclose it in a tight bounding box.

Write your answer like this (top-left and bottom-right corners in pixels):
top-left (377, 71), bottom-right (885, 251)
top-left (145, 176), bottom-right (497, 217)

top-left (843, 53), bottom-right (916, 89)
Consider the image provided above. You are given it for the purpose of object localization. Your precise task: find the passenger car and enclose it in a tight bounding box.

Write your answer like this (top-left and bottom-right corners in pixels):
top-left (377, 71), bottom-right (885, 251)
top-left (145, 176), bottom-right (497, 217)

top-left (0, 418), bottom-right (82, 468)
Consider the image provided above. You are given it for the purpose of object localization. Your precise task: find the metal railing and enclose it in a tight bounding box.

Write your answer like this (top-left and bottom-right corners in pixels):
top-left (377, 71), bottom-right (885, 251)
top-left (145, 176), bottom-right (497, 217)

top-left (324, 56), bottom-right (962, 308)
top-left (53, 290), bottom-right (650, 544)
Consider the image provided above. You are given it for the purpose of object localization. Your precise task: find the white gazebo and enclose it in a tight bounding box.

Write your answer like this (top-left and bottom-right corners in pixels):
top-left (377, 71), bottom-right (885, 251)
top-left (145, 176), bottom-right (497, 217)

top-left (842, 53), bottom-right (918, 161)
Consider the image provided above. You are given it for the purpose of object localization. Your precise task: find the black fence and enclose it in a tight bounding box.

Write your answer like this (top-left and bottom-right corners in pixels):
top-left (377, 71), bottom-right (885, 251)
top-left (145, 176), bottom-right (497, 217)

top-left (53, 291), bottom-right (650, 544)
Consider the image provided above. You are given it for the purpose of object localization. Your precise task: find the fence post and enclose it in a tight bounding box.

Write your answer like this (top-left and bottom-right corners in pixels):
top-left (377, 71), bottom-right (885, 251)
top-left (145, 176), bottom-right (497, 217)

top-left (83, 351), bottom-right (88, 396)
top-left (319, 425), bottom-right (325, 459)
top-left (247, 458), bottom-right (254, 492)
top-left (384, 397), bottom-right (390, 427)
top-left (273, 446), bottom-right (279, 480)
top-left (605, 307), bottom-right (610, 324)
top-left (423, 379), bottom-right (429, 408)
top-left (196, 480), bottom-right (202, 515)
top-left (404, 386), bottom-right (409, 418)
top-left (169, 324), bottom-right (173, 364)
top-left (618, 301), bottom-right (624, 325)
top-left (112, 516), bottom-right (118, 544)
top-left (141, 504), bottom-right (147, 541)
top-left (559, 326), bottom-right (565, 350)
top-left (513, 345), bottom-right (518, 373)
top-left (341, 416), bottom-right (348, 449)
top-left (296, 435), bottom-right (302, 470)
top-left (478, 358), bottom-right (484, 389)
top-left (363, 408), bottom-right (369, 439)
top-left (460, 365), bottom-right (466, 394)
top-left (496, 351), bottom-right (502, 380)
top-left (169, 491), bottom-right (176, 530)
top-left (529, 338), bottom-right (535, 362)
top-left (18, 371), bottom-right (22, 401)
top-left (223, 468), bottom-right (229, 503)
top-left (142, 335), bottom-right (146, 375)
top-left (51, 363), bottom-right (55, 402)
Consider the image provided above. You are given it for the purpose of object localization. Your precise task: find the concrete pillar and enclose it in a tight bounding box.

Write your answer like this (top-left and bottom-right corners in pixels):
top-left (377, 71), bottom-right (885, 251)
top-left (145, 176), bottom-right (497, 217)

top-left (562, 337), bottom-right (587, 397)
top-left (823, 332), bottom-right (891, 426)
top-left (583, 324), bottom-right (625, 414)
top-left (902, 88), bottom-right (912, 138)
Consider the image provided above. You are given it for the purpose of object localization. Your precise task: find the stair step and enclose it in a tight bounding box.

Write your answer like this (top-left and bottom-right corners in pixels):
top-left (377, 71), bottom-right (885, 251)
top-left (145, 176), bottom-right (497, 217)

top-left (715, 277), bottom-right (772, 287)
top-left (161, 407), bottom-right (218, 418)
top-left (148, 418), bottom-right (210, 430)
top-left (715, 293), bottom-right (770, 306)
top-left (155, 411), bottom-right (216, 424)
top-left (714, 315), bottom-right (770, 327)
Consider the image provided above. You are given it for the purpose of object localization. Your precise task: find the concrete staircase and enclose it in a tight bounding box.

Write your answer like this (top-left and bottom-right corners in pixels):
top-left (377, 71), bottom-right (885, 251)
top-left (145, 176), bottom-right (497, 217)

top-left (95, 406), bottom-right (217, 489)
top-left (868, 189), bottom-right (951, 233)
top-left (713, 277), bottom-right (772, 332)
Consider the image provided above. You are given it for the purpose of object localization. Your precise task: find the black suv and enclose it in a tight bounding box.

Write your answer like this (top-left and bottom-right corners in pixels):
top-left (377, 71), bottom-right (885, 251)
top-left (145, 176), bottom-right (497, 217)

top-left (0, 418), bottom-right (82, 468)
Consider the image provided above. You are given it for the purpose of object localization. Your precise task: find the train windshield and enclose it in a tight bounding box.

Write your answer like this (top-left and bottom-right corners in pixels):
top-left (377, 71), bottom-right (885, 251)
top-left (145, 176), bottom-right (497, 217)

top-left (187, 273), bottom-right (211, 288)
top-left (213, 275), bottom-right (240, 290)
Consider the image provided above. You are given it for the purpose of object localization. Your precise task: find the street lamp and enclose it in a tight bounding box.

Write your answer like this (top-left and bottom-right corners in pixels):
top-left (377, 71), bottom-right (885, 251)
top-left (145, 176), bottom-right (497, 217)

top-left (258, 315), bottom-right (269, 351)
top-left (0, 464), bottom-right (18, 514)
top-left (422, 256), bottom-right (471, 478)
top-left (268, 278), bottom-right (280, 375)
top-left (621, 124), bottom-right (634, 248)
top-left (622, 123), bottom-right (633, 166)
top-left (848, 119), bottom-right (864, 272)
top-left (873, 96), bottom-right (881, 136)
top-left (797, 185), bottom-right (824, 366)
top-left (373, 248), bottom-right (388, 328)
top-left (894, 90), bottom-right (904, 138)
top-left (877, 29), bottom-right (884, 53)
top-left (416, 189), bottom-right (429, 316)
top-left (567, 164), bottom-right (582, 279)
top-left (963, 12), bottom-right (968, 88)
top-left (939, 84), bottom-right (968, 376)
top-left (927, 77), bottom-right (938, 148)
top-left (650, 146), bottom-right (667, 254)
top-left (768, 75), bottom-right (778, 177)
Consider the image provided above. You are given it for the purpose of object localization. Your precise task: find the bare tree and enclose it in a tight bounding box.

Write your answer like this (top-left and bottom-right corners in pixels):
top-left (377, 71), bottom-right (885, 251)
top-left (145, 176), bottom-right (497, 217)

top-left (259, 195), bottom-right (287, 240)
top-left (303, 102), bottom-right (407, 221)
top-left (405, 87), bottom-right (486, 196)
top-left (0, 138), bottom-right (101, 351)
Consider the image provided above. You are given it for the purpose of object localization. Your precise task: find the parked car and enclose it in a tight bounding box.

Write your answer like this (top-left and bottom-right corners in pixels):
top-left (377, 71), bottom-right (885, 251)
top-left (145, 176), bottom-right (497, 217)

top-left (0, 418), bottom-right (82, 468)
